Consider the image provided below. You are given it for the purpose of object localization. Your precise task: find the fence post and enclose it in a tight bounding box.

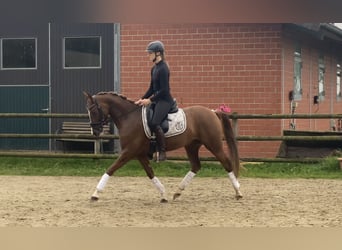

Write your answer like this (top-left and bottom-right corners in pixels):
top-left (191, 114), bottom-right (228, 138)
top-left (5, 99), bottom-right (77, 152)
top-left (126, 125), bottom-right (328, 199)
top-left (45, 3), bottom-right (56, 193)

top-left (94, 140), bottom-right (100, 154)
top-left (231, 112), bottom-right (239, 138)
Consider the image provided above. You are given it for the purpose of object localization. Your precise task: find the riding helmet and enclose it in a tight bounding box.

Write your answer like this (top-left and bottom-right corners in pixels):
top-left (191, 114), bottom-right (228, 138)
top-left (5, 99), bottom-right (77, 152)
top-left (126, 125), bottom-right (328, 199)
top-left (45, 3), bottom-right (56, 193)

top-left (146, 40), bottom-right (165, 54)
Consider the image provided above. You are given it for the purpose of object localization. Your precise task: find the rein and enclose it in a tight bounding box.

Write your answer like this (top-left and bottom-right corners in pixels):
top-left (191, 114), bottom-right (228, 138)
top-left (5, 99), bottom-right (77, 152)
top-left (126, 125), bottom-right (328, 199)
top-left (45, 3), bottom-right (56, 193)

top-left (90, 96), bottom-right (141, 125)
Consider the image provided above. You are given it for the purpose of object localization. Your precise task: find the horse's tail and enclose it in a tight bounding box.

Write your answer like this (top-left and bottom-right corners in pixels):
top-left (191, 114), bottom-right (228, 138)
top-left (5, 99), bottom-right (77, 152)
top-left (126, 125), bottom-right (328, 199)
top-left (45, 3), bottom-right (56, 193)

top-left (216, 111), bottom-right (240, 177)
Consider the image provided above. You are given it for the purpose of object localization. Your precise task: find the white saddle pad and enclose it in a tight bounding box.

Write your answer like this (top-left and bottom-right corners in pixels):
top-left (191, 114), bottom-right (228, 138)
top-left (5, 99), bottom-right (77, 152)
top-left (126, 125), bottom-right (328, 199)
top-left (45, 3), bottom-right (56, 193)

top-left (142, 107), bottom-right (187, 139)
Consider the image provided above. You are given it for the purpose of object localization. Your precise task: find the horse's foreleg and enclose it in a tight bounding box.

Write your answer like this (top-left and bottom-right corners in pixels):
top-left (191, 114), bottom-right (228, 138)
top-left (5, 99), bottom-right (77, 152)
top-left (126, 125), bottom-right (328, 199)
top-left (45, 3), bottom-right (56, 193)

top-left (138, 157), bottom-right (168, 203)
top-left (91, 153), bottom-right (130, 201)
top-left (91, 173), bottom-right (110, 200)
top-left (151, 176), bottom-right (168, 203)
top-left (173, 144), bottom-right (201, 201)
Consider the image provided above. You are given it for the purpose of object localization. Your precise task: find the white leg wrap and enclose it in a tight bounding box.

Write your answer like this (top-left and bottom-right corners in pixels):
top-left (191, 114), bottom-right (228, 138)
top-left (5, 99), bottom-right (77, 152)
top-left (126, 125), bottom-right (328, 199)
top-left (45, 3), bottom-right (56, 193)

top-left (179, 171), bottom-right (196, 190)
top-left (96, 173), bottom-right (110, 191)
top-left (151, 177), bottom-right (165, 194)
top-left (228, 171), bottom-right (240, 190)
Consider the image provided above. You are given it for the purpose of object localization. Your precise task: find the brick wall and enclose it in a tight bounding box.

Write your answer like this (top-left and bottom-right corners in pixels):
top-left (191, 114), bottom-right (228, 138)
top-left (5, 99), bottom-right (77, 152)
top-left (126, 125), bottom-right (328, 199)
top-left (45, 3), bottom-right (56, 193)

top-left (120, 23), bottom-right (341, 158)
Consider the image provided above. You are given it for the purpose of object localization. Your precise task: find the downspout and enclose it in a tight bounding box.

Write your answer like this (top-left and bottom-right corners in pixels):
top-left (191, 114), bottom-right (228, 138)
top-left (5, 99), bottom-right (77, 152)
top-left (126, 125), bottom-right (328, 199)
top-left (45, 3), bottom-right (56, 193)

top-left (330, 50), bottom-right (335, 130)
top-left (48, 22), bottom-right (52, 151)
top-left (309, 48), bottom-right (313, 129)
top-left (281, 46), bottom-right (285, 130)
top-left (330, 51), bottom-right (334, 113)
top-left (113, 23), bottom-right (120, 93)
top-left (113, 23), bottom-right (121, 153)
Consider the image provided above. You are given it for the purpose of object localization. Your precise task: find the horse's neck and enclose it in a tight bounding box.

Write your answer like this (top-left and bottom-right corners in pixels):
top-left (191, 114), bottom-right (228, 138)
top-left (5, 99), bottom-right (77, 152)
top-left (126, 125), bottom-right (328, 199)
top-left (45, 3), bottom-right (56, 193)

top-left (107, 96), bottom-right (140, 128)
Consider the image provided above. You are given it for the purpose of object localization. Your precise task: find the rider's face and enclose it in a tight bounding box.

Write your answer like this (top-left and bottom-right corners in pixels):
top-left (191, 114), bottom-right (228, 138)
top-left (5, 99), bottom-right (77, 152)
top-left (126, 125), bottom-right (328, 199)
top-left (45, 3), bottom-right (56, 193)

top-left (148, 52), bottom-right (155, 62)
top-left (148, 51), bottom-right (161, 63)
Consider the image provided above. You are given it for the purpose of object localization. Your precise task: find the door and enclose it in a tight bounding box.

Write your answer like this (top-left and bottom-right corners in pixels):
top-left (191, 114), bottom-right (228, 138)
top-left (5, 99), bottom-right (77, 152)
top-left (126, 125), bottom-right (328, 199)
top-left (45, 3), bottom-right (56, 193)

top-left (0, 23), bottom-right (50, 150)
top-left (0, 86), bottom-right (49, 150)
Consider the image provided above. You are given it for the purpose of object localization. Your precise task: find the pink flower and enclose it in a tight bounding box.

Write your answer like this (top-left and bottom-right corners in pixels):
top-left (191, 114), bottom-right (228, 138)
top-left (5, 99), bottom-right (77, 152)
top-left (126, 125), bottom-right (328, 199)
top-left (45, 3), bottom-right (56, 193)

top-left (216, 104), bottom-right (231, 113)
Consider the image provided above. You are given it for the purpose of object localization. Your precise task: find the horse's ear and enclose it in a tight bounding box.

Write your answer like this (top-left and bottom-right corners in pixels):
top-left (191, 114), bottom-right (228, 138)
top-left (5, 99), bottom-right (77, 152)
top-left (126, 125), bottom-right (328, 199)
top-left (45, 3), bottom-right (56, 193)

top-left (83, 91), bottom-right (91, 98)
top-left (83, 91), bottom-right (95, 105)
top-left (83, 91), bottom-right (94, 101)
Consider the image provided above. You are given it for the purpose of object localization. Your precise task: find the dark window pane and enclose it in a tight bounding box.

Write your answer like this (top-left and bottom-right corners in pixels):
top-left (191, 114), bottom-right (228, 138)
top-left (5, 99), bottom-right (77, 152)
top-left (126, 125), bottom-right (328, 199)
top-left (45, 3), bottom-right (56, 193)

top-left (2, 38), bottom-right (36, 69)
top-left (64, 37), bottom-right (101, 68)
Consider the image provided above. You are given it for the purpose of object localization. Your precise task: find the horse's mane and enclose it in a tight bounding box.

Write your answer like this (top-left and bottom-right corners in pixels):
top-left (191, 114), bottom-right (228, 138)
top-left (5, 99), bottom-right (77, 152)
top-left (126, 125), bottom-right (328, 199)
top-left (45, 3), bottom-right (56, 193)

top-left (97, 91), bottom-right (136, 105)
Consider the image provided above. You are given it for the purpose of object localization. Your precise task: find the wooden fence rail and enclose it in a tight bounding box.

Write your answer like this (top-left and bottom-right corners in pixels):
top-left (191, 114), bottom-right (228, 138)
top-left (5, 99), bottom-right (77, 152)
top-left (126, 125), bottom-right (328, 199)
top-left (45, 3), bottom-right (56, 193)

top-left (1, 112), bottom-right (342, 162)
top-left (1, 113), bottom-right (342, 119)
top-left (1, 133), bottom-right (342, 142)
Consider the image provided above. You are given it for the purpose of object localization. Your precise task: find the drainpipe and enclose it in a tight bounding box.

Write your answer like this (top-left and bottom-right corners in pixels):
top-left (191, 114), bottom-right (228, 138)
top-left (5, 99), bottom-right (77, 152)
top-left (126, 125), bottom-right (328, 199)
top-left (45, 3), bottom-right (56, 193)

top-left (281, 47), bottom-right (285, 130)
top-left (113, 23), bottom-right (121, 153)
top-left (309, 48), bottom-right (312, 129)
top-left (48, 22), bottom-right (52, 151)
top-left (329, 51), bottom-right (335, 131)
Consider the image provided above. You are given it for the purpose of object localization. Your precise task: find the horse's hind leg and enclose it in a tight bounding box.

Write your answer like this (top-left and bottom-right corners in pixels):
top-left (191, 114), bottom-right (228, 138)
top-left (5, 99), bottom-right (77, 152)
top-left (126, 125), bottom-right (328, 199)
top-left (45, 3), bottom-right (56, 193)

top-left (138, 157), bottom-right (168, 203)
top-left (206, 144), bottom-right (242, 199)
top-left (216, 152), bottom-right (242, 199)
top-left (173, 143), bottom-right (201, 201)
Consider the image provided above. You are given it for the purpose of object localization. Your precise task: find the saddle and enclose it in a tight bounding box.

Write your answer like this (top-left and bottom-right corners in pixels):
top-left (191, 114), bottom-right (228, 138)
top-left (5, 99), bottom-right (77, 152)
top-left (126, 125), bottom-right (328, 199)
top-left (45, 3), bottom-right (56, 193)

top-left (146, 100), bottom-right (179, 133)
top-left (141, 100), bottom-right (186, 159)
top-left (142, 99), bottom-right (186, 138)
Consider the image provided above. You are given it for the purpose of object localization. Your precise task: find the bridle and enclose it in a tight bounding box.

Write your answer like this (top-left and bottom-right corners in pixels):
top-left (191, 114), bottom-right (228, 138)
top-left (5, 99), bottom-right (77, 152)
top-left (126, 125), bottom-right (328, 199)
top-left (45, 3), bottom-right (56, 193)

top-left (87, 97), bottom-right (108, 134)
top-left (87, 94), bottom-right (141, 134)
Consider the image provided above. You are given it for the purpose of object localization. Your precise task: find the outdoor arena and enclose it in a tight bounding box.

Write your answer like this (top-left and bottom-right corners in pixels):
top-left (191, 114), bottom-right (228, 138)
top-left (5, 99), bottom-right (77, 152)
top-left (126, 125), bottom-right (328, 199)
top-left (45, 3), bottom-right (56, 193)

top-left (1, 175), bottom-right (341, 227)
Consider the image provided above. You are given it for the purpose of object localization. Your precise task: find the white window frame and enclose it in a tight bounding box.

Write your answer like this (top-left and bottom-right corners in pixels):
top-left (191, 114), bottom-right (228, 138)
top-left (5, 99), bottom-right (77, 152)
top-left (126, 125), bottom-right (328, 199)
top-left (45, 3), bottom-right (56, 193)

top-left (63, 36), bottom-right (102, 69)
top-left (0, 37), bottom-right (37, 70)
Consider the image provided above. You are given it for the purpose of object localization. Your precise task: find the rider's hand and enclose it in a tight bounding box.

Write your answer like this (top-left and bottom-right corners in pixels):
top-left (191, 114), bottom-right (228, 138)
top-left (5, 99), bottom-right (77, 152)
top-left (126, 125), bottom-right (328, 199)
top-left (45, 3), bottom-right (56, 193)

top-left (134, 99), bottom-right (143, 105)
top-left (135, 98), bottom-right (151, 106)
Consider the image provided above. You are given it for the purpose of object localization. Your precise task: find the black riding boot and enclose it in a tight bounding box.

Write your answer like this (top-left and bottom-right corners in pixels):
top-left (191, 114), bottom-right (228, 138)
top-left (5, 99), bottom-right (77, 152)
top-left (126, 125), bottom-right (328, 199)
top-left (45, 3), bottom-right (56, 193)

top-left (154, 126), bottom-right (167, 162)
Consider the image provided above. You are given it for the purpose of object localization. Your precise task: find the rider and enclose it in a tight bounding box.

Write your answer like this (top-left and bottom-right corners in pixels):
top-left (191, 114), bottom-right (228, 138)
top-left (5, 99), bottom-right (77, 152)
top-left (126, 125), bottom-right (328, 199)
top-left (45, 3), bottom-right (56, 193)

top-left (135, 40), bottom-right (174, 161)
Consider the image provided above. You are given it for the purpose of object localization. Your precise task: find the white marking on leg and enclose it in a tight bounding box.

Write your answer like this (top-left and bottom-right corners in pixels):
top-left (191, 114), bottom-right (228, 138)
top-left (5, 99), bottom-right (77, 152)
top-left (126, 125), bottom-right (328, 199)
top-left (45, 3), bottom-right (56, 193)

top-left (173, 171), bottom-right (196, 200)
top-left (151, 176), bottom-right (167, 201)
top-left (179, 171), bottom-right (196, 190)
top-left (96, 173), bottom-right (110, 191)
top-left (228, 171), bottom-right (243, 199)
top-left (228, 171), bottom-right (240, 189)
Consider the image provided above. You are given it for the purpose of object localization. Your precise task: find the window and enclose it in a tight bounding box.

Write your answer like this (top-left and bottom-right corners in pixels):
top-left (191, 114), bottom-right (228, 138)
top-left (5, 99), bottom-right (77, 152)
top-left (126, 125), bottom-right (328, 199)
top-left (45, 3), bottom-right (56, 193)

top-left (318, 54), bottom-right (325, 101)
top-left (1, 38), bottom-right (37, 70)
top-left (293, 44), bottom-right (302, 100)
top-left (63, 36), bottom-right (101, 69)
top-left (337, 63), bottom-right (341, 100)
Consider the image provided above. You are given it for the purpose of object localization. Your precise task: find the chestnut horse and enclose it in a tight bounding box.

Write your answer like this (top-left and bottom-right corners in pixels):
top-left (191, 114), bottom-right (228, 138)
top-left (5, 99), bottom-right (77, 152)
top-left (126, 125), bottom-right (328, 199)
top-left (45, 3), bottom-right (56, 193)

top-left (84, 91), bottom-right (242, 203)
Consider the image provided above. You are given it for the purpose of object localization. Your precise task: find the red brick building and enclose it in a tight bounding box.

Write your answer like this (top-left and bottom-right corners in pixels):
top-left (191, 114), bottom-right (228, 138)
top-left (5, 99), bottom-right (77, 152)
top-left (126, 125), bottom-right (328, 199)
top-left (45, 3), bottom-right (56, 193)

top-left (120, 23), bottom-right (342, 158)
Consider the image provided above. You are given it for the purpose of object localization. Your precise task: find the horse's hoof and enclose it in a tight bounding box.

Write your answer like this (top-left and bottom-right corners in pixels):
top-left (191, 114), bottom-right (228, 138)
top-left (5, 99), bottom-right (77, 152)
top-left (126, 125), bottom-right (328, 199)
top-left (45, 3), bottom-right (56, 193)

top-left (235, 194), bottom-right (243, 200)
top-left (173, 193), bottom-right (181, 200)
top-left (160, 198), bottom-right (168, 203)
top-left (90, 196), bottom-right (99, 201)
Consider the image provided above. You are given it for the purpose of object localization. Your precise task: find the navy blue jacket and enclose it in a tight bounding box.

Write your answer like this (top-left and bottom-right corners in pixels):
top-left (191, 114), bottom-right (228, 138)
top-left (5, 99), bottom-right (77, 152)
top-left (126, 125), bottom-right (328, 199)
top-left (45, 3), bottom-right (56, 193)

top-left (142, 60), bottom-right (173, 104)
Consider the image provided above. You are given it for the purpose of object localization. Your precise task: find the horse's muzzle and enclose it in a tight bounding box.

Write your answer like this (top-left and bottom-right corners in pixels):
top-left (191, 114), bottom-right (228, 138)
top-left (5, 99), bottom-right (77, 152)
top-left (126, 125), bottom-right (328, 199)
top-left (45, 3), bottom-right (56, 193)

top-left (90, 124), bottom-right (103, 137)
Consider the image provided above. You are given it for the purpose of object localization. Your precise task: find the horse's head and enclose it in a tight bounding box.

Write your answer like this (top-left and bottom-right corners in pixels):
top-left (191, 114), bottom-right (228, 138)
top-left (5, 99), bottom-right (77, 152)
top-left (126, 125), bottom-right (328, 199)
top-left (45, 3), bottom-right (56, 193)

top-left (83, 91), bottom-right (108, 137)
